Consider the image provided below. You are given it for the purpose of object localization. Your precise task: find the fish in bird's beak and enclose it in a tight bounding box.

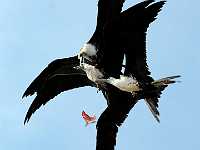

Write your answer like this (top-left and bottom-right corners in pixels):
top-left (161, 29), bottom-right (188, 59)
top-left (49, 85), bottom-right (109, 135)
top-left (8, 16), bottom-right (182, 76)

top-left (82, 111), bottom-right (96, 126)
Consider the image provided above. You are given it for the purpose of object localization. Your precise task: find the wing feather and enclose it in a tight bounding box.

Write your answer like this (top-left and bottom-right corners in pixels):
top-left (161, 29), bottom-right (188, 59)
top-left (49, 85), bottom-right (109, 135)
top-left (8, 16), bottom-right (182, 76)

top-left (24, 73), bottom-right (93, 124)
top-left (88, 0), bottom-right (126, 78)
top-left (89, 0), bottom-right (125, 45)
top-left (23, 56), bottom-right (80, 98)
top-left (121, 1), bottom-right (166, 83)
top-left (96, 84), bottom-right (139, 150)
top-left (23, 55), bottom-right (94, 124)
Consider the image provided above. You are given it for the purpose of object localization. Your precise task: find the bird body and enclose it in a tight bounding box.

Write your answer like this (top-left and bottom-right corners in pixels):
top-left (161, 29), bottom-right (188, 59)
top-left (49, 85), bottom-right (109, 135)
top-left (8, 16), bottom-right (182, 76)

top-left (99, 75), bottom-right (141, 93)
top-left (79, 43), bottom-right (97, 63)
top-left (22, 0), bottom-right (180, 150)
top-left (97, 75), bottom-right (180, 123)
top-left (99, 75), bottom-right (180, 94)
top-left (81, 63), bottom-right (104, 83)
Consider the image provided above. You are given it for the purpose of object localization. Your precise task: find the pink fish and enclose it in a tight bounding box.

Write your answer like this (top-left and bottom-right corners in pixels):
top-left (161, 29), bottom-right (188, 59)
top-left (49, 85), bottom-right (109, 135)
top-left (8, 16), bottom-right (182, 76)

top-left (82, 111), bottom-right (96, 126)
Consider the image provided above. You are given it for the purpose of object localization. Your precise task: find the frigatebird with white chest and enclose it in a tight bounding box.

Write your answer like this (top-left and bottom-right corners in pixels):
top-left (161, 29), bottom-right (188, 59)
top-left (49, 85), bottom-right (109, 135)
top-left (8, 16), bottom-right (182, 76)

top-left (23, 0), bottom-right (180, 150)
top-left (78, 0), bottom-right (180, 122)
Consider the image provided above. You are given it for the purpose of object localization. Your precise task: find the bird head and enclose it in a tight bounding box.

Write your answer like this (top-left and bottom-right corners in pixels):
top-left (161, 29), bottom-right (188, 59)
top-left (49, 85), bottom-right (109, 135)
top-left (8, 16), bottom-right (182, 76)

top-left (78, 43), bottom-right (97, 64)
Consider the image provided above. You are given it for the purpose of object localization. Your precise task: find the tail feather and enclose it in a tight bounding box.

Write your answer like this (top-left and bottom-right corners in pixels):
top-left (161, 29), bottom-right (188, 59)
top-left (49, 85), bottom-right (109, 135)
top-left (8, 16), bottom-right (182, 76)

top-left (145, 75), bottom-right (180, 122)
top-left (145, 98), bottom-right (160, 123)
top-left (152, 75), bottom-right (181, 86)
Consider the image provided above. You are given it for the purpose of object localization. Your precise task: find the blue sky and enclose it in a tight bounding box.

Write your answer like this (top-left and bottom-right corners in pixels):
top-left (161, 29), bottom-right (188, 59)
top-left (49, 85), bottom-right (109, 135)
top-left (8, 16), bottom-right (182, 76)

top-left (0, 0), bottom-right (199, 149)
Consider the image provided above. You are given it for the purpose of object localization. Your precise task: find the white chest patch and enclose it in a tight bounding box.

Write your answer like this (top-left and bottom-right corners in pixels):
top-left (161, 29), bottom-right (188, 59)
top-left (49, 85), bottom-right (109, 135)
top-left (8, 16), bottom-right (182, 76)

top-left (83, 63), bottom-right (103, 82)
top-left (79, 43), bottom-right (97, 59)
top-left (108, 75), bottom-right (141, 93)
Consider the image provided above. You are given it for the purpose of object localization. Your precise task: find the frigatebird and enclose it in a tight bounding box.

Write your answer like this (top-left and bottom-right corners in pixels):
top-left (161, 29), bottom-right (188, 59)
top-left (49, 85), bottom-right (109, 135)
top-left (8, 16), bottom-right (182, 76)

top-left (23, 0), bottom-right (179, 150)
top-left (78, 0), bottom-right (178, 123)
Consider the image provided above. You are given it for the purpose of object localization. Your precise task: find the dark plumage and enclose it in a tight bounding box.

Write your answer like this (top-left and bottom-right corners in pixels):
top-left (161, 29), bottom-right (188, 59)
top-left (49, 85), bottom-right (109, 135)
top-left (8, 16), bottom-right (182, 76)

top-left (22, 1), bottom-right (178, 150)
top-left (97, 84), bottom-right (139, 150)
top-left (88, 0), bottom-right (167, 126)
top-left (23, 56), bottom-right (88, 98)
top-left (23, 56), bottom-right (94, 123)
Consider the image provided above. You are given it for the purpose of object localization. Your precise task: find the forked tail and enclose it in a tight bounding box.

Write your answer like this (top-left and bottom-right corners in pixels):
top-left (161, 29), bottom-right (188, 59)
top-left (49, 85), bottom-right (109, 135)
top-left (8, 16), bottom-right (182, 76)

top-left (152, 75), bottom-right (181, 88)
top-left (144, 75), bottom-right (181, 122)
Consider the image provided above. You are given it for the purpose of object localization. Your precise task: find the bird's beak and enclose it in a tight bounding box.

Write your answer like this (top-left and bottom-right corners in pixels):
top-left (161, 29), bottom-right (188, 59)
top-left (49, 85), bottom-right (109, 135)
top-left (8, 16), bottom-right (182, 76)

top-left (84, 55), bottom-right (93, 63)
top-left (79, 52), bottom-right (94, 64)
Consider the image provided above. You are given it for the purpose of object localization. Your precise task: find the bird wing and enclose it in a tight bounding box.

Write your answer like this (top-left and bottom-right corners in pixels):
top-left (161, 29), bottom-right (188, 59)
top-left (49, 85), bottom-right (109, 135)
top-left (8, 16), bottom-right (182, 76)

top-left (24, 72), bottom-right (94, 124)
top-left (88, 0), bottom-right (126, 78)
top-left (121, 0), bottom-right (166, 83)
top-left (89, 0), bottom-right (125, 45)
top-left (23, 56), bottom-right (94, 124)
top-left (96, 0), bottom-right (125, 31)
top-left (23, 56), bottom-right (80, 98)
top-left (95, 2), bottom-right (166, 144)
top-left (96, 84), bottom-right (138, 150)
top-left (118, 1), bottom-right (166, 123)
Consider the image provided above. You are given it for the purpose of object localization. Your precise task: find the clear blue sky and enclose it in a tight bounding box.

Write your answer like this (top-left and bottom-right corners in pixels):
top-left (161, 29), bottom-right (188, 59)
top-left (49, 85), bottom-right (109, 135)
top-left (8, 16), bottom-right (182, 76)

top-left (0, 0), bottom-right (199, 149)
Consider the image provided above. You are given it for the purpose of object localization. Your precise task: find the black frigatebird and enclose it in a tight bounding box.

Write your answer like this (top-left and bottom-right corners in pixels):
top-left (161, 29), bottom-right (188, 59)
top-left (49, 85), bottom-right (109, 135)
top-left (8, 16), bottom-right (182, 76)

top-left (23, 0), bottom-right (179, 150)
top-left (78, 0), bottom-right (179, 123)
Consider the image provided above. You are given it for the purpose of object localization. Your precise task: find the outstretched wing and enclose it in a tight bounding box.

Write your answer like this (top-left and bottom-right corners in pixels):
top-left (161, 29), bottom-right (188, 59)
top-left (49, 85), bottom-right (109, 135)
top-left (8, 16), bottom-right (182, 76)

top-left (95, 2), bottom-right (166, 147)
top-left (96, 84), bottom-right (139, 150)
top-left (23, 56), bottom-right (80, 98)
top-left (121, 0), bottom-right (166, 83)
top-left (89, 0), bottom-right (126, 78)
top-left (113, 1), bottom-right (165, 123)
top-left (23, 56), bottom-right (94, 124)
top-left (89, 0), bottom-right (125, 46)
top-left (24, 72), bottom-right (94, 124)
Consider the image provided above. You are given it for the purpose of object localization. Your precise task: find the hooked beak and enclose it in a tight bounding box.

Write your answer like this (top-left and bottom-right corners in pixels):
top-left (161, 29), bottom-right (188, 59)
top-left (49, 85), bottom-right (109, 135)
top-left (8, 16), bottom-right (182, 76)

top-left (79, 52), bottom-right (95, 64)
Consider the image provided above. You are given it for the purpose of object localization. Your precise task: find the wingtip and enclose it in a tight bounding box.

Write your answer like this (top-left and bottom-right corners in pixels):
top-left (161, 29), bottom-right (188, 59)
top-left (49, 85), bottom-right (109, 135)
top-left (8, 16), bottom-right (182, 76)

top-left (158, 0), bottom-right (167, 6)
top-left (22, 93), bottom-right (27, 99)
top-left (155, 115), bottom-right (160, 123)
top-left (24, 117), bottom-right (28, 125)
top-left (22, 90), bottom-right (32, 99)
top-left (24, 109), bottom-right (32, 125)
top-left (166, 75), bottom-right (181, 80)
top-left (173, 75), bottom-right (181, 78)
top-left (24, 114), bottom-right (31, 125)
top-left (151, 0), bottom-right (166, 8)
